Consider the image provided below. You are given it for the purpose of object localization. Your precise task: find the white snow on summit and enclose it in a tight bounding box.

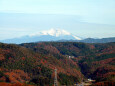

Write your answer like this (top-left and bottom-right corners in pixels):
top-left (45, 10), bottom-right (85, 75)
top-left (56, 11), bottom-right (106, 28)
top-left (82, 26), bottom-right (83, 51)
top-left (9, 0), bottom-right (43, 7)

top-left (41, 28), bottom-right (71, 37)
top-left (29, 28), bottom-right (81, 40)
top-left (72, 35), bottom-right (81, 40)
top-left (30, 28), bottom-right (71, 36)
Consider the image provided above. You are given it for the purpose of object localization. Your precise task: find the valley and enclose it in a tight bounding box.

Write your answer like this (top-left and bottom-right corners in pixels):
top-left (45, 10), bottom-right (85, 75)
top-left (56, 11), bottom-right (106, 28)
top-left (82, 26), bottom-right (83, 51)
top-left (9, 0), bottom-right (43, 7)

top-left (0, 42), bottom-right (115, 86)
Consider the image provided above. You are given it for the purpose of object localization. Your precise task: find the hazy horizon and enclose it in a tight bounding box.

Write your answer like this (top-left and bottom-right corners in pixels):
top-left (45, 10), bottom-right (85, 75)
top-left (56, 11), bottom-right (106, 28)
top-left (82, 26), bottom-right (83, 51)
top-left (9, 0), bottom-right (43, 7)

top-left (0, 0), bottom-right (115, 40)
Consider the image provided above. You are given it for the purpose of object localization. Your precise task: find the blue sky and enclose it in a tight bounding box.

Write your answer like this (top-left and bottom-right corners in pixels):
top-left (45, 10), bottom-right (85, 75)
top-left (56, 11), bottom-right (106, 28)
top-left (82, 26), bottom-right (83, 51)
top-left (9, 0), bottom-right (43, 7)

top-left (0, 0), bottom-right (115, 40)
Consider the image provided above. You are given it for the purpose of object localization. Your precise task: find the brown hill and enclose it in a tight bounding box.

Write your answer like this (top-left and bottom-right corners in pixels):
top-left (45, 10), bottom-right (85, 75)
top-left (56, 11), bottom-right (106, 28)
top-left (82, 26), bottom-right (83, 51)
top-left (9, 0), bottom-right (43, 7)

top-left (0, 42), bottom-right (115, 86)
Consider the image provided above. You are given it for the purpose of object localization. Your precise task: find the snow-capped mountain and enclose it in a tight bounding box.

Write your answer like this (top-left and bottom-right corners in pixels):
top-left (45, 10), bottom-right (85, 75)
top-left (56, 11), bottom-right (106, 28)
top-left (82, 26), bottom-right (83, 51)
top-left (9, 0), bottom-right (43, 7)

top-left (30, 29), bottom-right (71, 37)
top-left (0, 28), bottom-right (81, 44)
top-left (29, 29), bottom-right (81, 40)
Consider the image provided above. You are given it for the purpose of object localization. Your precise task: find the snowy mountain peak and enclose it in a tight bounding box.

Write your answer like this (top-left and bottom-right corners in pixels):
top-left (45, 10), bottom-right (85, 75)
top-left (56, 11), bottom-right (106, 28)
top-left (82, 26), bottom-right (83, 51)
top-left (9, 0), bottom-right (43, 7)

top-left (29, 28), bottom-right (81, 40)
top-left (41, 28), bottom-right (71, 37)
top-left (30, 28), bottom-right (71, 37)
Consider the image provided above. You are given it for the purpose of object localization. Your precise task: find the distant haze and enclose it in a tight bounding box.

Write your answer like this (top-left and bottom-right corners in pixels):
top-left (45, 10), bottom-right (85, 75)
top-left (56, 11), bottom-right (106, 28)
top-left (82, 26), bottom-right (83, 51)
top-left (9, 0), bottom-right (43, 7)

top-left (0, 0), bottom-right (115, 40)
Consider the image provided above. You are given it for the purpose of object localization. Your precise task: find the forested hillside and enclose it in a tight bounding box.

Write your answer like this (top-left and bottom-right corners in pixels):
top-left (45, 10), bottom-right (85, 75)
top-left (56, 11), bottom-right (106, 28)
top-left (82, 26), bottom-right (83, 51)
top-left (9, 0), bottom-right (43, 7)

top-left (0, 42), bottom-right (115, 86)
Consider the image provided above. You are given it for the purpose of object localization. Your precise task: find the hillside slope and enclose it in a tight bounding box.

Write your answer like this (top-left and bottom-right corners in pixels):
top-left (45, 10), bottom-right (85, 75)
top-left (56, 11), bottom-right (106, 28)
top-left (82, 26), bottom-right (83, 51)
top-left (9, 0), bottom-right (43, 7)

top-left (20, 42), bottom-right (115, 82)
top-left (0, 43), bottom-right (83, 86)
top-left (0, 42), bottom-right (115, 86)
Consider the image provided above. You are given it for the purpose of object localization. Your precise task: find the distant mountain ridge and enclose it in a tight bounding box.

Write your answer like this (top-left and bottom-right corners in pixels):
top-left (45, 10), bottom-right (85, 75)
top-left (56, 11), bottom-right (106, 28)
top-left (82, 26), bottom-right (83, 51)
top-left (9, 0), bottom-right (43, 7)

top-left (58, 37), bottom-right (115, 43)
top-left (0, 29), bottom-right (81, 44)
top-left (0, 29), bottom-right (115, 44)
top-left (80, 37), bottom-right (115, 43)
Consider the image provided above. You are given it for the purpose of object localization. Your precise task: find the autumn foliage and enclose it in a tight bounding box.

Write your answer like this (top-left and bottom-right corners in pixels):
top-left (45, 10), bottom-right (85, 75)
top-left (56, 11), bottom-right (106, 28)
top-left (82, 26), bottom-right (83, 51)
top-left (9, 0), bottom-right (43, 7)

top-left (0, 42), bottom-right (115, 85)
